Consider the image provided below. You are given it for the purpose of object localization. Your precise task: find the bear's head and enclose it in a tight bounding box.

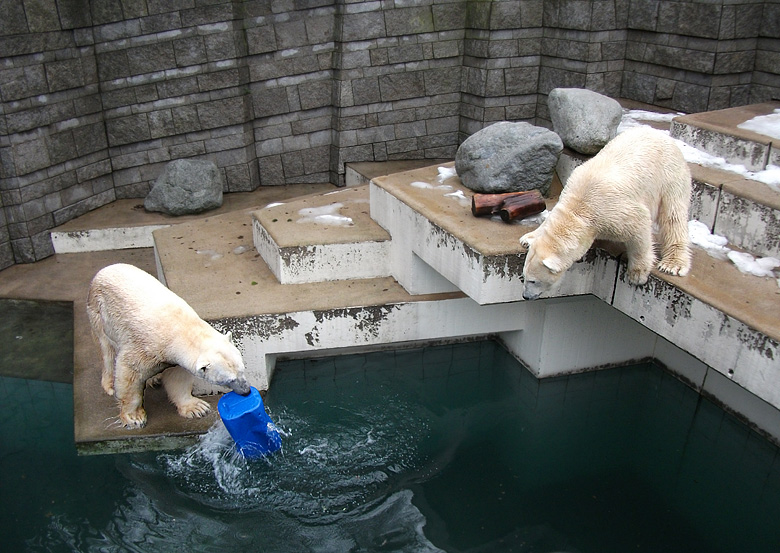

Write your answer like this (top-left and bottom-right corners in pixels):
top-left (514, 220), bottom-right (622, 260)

top-left (195, 331), bottom-right (251, 395)
top-left (520, 231), bottom-right (568, 300)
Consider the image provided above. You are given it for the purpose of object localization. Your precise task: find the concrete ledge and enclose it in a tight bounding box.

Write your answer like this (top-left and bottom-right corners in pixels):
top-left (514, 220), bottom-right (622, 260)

top-left (252, 186), bottom-right (392, 284)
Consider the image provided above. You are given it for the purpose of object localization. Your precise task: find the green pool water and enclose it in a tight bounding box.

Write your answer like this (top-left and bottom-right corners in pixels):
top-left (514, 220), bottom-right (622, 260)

top-left (2, 340), bottom-right (779, 552)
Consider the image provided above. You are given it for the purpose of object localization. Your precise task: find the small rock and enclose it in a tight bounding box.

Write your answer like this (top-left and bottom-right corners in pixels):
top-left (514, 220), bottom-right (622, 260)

top-left (455, 121), bottom-right (563, 195)
top-left (548, 88), bottom-right (622, 155)
top-left (145, 159), bottom-right (224, 216)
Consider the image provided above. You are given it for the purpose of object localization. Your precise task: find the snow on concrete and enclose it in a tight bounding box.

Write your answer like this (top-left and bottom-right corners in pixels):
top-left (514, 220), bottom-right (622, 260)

top-left (737, 108), bottom-right (780, 140)
top-left (296, 203), bottom-right (354, 227)
top-left (688, 220), bottom-right (780, 284)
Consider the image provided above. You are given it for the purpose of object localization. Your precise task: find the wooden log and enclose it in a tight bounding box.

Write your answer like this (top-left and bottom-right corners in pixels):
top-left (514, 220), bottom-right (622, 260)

top-left (471, 191), bottom-right (541, 217)
top-left (498, 190), bottom-right (546, 222)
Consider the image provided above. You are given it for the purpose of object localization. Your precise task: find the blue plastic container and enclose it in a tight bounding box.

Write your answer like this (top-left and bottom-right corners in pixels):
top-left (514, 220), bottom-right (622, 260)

top-left (218, 387), bottom-right (282, 459)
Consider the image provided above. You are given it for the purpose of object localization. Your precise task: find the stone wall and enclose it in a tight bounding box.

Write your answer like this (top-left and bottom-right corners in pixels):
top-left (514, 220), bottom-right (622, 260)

top-left (1, 0), bottom-right (778, 268)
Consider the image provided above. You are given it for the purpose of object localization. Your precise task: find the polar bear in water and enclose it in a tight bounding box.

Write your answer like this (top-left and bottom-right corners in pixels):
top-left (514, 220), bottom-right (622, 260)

top-left (87, 263), bottom-right (250, 428)
top-left (520, 126), bottom-right (691, 300)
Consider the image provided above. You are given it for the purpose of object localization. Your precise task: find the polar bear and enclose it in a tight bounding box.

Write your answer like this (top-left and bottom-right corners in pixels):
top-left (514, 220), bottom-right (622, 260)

top-left (86, 263), bottom-right (250, 428)
top-left (520, 126), bottom-right (691, 300)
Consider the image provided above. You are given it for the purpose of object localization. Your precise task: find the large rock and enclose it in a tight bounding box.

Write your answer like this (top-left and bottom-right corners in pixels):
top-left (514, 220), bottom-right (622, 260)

top-left (548, 88), bottom-right (622, 155)
top-left (144, 159), bottom-right (224, 216)
top-left (455, 122), bottom-right (563, 195)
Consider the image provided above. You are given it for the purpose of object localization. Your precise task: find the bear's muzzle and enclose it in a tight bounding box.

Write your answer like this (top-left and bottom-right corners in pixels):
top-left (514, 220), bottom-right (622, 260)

top-left (229, 378), bottom-right (251, 395)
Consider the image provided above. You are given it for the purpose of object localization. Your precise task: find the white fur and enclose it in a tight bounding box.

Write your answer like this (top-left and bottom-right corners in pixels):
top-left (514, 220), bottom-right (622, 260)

top-left (520, 126), bottom-right (691, 300)
top-left (86, 263), bottom-right (250, 428)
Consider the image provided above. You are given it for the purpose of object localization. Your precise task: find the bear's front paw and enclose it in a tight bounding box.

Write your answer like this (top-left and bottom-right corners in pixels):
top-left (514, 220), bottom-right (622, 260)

top-left (120, 407), bottom-right (147, 428)
top-left (177, 397), bottom-right (211, 419)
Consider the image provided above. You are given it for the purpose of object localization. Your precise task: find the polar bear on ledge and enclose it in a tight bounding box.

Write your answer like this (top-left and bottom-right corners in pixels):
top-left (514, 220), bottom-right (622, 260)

top-left (87, 263), bottom-right (250, 428)
top-left (520, 126), bottom-right (691, 300)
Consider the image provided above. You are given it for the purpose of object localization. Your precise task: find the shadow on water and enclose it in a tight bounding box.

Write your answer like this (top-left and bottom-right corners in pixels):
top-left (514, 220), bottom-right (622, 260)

top-left (1, 312), bottom-right (780, 552)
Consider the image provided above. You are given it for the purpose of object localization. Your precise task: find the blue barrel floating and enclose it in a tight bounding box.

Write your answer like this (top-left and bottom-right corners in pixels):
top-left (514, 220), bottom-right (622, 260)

top-left (218, 387), bottom-right (282, 459)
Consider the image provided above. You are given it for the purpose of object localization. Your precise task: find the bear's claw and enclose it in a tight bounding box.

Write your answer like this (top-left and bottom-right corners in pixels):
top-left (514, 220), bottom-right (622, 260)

top-left (658, 261), bottom-right (690, 277)
top-left (120, 408), bottom-right (147, 428)
top-left (177, 398), bottom-right (211, 419)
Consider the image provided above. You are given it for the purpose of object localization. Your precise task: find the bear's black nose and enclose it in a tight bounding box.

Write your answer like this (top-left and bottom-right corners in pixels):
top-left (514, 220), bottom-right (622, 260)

top-left (230, 379), bottom-right (251, 395)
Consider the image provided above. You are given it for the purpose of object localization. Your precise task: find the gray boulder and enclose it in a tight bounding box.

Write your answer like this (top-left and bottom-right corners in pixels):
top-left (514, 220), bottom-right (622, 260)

top-left (145, 159), bottom-right (224, 216)
top-left (548, 88), bottom-right (622, 155)
top-left (455, 122), bottom-right (563, 195)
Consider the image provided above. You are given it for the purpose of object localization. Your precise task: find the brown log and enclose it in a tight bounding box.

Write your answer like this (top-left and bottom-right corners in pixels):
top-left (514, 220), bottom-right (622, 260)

top-left (471, 191), bottom-right (542, 217)
top-left (499, 190), bottom-right (546, 222)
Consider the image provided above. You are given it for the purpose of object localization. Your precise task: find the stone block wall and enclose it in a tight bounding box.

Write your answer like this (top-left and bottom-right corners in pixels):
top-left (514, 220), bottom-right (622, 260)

top-left (622, 0), bottom-right (778, 112)
top-left (1, 0), bottom-right (778, 268)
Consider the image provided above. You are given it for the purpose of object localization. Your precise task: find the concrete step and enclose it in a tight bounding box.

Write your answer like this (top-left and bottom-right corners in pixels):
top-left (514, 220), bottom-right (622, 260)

top-left (668, 102), bottom-right (780, 259)
top-left (252, 186), bottom-right (392, 284)
top-left (670, 102), bottom-right (780, 171)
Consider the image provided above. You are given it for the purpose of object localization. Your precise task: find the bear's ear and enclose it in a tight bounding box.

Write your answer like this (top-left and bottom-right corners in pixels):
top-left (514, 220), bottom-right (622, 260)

top-left (224, 331), bottom-right (233, 342)
top-left (542, 256), bottom-right (563, 274)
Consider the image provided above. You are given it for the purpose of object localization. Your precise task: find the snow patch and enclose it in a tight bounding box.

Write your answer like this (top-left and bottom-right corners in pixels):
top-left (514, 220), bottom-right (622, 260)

top-left (737, 108), bottom-right (780, 140)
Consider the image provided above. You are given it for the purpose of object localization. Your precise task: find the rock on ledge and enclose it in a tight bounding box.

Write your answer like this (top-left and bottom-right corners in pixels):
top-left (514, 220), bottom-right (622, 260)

top-left (145, 159), bottom-right (225, 216)
top-left (548, 88), bottom-right (622, 155)
top-left (455, 121), bottom-right (563, 195)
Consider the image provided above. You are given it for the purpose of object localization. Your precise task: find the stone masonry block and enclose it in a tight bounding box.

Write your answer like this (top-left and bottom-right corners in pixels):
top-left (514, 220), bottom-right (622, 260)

top-left (25, 0), bottom-right (60, 32)
top-left (45, 58), bottom-right (85, 92)
top-left (385, 7), bottom-right (434, 36)
top-left (73, 122), bottom-right (109, 156)
top-left (276, 19), bottom-right (309, 50)
top-left (714, 50), bottom-right (756, 75)
top-left (127, 42), bottom-right (176, 75)
top-left (424, 66), bottom-right (461, 95)
top-left (246, 25), bottom-right (277, 55)
top-left (433, 3), bottom-right (467, 31)
top-left (342, 12), bottom-right (385, 42)
top-left (204, 31), bottom-right (239, 61)
top-left (174, 36), bottom-right (207, 66)
top-left (379, 71), bottom-right (426, 102)
top-left (13, 139), bottom-right (51, 176)
top-left (352, 77), bottom-right (381, 105)
top-left (106, 113), bottom-right (151, 146)
top-left (658, 2), bottom-right (721, 39)
top-left (299, 80), bottom-right (332, 111)
top-left (627, 0), bottom-right (658, 31)
top-left (258, 155), bottom-right (285, 186)
top-left (0, 1), bottom-right (29, 36)
top-left (97, 49), bottom-right (130, 81)
top-left (306, 15), bottom-right (335, 44)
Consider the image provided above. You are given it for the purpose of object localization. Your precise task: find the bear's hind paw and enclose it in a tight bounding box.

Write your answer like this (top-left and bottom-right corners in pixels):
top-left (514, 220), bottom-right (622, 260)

top-left (177, 398), bottom-right (211, 419)
top-left (627, 268), bottom-right (650, 286)
top-left (120, 408), bottom-right (147, 429)
top-left (657, 260), bottom-right (690, 277)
